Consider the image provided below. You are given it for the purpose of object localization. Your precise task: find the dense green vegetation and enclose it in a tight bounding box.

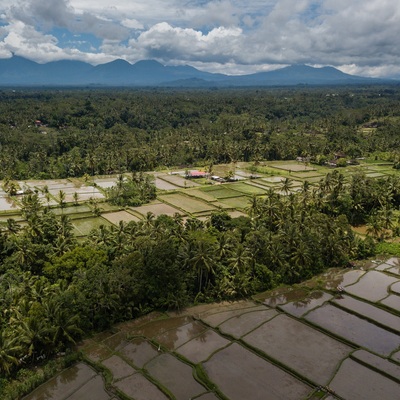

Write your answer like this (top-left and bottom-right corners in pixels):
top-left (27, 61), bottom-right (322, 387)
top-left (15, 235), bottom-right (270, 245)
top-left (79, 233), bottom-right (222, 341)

top-left (1, 86), bottom-right (400, 179)
top-left (2, 85), bottom-right (400, 384)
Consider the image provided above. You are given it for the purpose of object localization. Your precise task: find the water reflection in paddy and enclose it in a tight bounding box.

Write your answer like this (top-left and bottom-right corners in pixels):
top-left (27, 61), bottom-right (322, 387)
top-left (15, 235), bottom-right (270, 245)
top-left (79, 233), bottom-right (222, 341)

top-left (155, 320), bottom-right (207, 350)
top-left (393, 350), bottom-right (400, 363)
top-left (218, 309), bottom-right (278, 338)
top-left (332, 294), bottom-right (400, 332)
top-left (306, 304), bottom-right (400, 356)
top-left (146, 353), bottom-right (205, 400)
top-left (119, 338), bottom-right (159, 368)
top-left (391, 281), bottom-right (400, 295)
top-left (383, 257), bottom-right (400, 267)
top-left (102, 331), bottom-right (129, 351)
top-left (351, 349), bottom-right (400, 379)
top-left (67, 375), bottom-right (110, 400)
top-left (345, 270), bottom-right (399, 302)
top-left (132, 315), bottom-right (192, 338)
top-left (201, 305), bottom-right (267, 327)
top-left (115, 373), bottom-right (168, 400)
top-left (0, 196), bottom-right (19, 211)
top-left (176, 329), bottom-right (230, 363)
top-left (243, 314), bottom-right (352, 385)
top-left (388, 266), bottom-right (400, 276)
top-left (23, 363), bottom-right (105, 400)
top-left (101, 355), bottom-right (136, 380)
top-left (380, 294), bottom-right (400, 312)
top-left (254, 287), bottom-right (309, 307)
top-left (280, 291), bottom-right (333, 318)
top-left (197, 300), bottom-right (262, 318)
top-left (329, 358), bottom-right (400, 400)
top-left (204, 343), bottom-right (312, 400)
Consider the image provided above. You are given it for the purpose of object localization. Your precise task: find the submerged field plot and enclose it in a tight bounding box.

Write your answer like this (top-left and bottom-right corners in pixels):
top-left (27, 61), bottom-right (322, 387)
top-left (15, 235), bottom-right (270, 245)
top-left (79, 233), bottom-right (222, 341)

top-left (2, 159), bottom-right (400, 233)
top-left (25, 258), bottom-right (400, 400)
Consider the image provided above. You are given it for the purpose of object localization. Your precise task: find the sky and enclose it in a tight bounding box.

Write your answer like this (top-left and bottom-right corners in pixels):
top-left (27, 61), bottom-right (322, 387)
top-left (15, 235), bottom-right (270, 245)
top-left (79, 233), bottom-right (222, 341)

top-left (0, 0), bottom-right (399, 77)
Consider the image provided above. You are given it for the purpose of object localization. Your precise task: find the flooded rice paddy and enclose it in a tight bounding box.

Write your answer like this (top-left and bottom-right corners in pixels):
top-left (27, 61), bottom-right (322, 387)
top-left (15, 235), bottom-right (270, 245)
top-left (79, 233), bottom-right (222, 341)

top-left (24, 259), bottom-right (400, 399)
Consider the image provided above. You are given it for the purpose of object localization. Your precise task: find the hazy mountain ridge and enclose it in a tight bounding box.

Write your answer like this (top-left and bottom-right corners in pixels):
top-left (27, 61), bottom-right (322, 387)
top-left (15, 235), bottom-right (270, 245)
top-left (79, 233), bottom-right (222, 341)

top-left (0, 56), bottom-right (390, 86)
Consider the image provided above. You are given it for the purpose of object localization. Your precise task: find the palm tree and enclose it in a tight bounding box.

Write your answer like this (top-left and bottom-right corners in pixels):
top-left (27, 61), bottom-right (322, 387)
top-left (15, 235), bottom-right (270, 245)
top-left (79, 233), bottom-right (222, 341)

top-left (280, 177), bottom-right (293, 195)
top-left (378, 205), bottom-right (394, 230)
top-left (180, 233), bottom-right (218, 293)
top-left (366, 215), bottom-right (384, 241)
top-left (0, 330), bottom-right (22, 376)
top-left (16, 316), bottom-right (50, 361)
top-left (246, 194), bottom-right (261, 219)
top-left (227, 244), bottom-right (251, 274)
top-left (6, 218), bottom-right (20, 235)
top-left (72, 191), bottom-right (79, 206)
top-left (57, 190), bottom-right (66, 210)
top-left (44, 298), bottom-right (83, 350)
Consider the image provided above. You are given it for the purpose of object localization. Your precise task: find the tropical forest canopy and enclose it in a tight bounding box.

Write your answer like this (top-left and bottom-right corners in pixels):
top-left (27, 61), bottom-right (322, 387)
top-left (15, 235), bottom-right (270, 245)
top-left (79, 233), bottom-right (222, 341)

top-left (0, 85), bottom-right (400, 179)
top-left (2, 85), bottom-right (400, 384)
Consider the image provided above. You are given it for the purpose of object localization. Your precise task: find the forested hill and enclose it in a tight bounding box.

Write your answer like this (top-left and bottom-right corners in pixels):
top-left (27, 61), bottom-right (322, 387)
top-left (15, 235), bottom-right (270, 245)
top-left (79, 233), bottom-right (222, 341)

top-left (0, 56), bottom-right (390, 86)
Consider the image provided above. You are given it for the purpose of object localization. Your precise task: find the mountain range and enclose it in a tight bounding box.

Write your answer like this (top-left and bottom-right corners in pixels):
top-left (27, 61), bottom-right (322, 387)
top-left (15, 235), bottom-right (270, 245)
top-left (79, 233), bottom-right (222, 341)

top-left (0, 56), bottom-right (392, 87)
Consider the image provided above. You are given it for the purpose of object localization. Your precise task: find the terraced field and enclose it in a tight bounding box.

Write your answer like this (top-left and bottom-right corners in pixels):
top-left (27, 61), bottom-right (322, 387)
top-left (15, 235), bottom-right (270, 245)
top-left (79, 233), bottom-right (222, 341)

top-left (24, 258), bottom-right (400, 400)
top-left (2, 160), bottom-right (399, 232)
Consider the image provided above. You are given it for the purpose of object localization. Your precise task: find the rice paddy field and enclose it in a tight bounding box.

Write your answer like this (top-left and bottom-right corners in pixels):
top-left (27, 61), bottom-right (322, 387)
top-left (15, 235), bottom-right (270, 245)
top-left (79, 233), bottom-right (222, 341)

top-left (1, 159), bottom-right (400, 234)
top-left (24, 257), bottom-right (400, 400)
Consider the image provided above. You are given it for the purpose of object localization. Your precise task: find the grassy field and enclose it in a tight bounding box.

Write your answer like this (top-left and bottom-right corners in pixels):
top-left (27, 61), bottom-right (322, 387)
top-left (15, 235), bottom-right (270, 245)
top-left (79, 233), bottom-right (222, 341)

top-left (72, 217), bottom-right (112, 236)
top-left (2, 159), bottom-right (400, 238)
top-left (159, 193), bottom-right (218, 214)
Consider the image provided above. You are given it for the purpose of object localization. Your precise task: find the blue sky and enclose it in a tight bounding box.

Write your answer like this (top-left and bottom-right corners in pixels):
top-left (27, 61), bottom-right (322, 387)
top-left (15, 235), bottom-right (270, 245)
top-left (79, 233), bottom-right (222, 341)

top-left (0, 0), bottom-right (399, 77)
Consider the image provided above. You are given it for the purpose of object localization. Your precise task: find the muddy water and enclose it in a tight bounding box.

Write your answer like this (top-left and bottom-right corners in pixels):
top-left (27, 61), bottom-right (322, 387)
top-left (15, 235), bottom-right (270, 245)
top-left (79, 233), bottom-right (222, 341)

top-left (196, 393), bottom-right (220, 400)
top-left (198, 300), bottom-right (262, 318)
top-left (280, 291), bottom-right (333, 317)
top-left (332, 294), bottom-right (400, 332)
top-left (383, 257), bottom-right (400, 267)
top-left (101, 355), bottom-right (136, 380)
top-left (306, 304), bottom-right (400, 356)
top-left (23, 363), bottom-right (106, 400)
top-left (393, 350), bottom-right (400, 363)
top-left (146, 353), bottom-right (206, 400)
top-left (391, 281), bottom-right (400, 295)
top-left (243, 314), bottom-right (352, 385)
top-left (115, 373), bottom-right (168, 400)
top-left (380, 294), bottom-right (400, 311)
top-left (0, 196), bottom-right (19, 211)
top-left (329, 358), bottom-right (400, 400)
top-left (254, 287), bottom-right (309, 307)
top-left (204, 343), bottom-right (312, 400)
top-left (341, 269), bottom-right (366, 286)
top-left (119, 338), bottom-right (159, 368)
top-left (81, 342), bottom-right (113, 362)
top-left (218, 309), bottom-right (278, 338)
top-left (176, 329), bottom-right (230, 363)
top-left (116, 311), bottom-right (164, 332)
top-left (154, 320), bottom-right (207, 350)
top-left (102, 331), bottom-right (129, 351)
top-left (66, 375), bottom-right (111, 400)
top-left (132, 315), bottom-right (192, 337)
top-left (388, 266), bottom-right (400, 276)
top-left (351, 349), bottom-right (400, 380)
top-left (345, 270), bottom-right (399, 301)
top-left (201, 305), bottom-right (268, 327)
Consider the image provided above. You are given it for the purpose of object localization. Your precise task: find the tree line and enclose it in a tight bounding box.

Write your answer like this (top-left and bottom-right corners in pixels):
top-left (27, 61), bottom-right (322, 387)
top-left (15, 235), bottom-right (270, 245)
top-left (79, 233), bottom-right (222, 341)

top-left (1, 86), bottom-right (400, 179)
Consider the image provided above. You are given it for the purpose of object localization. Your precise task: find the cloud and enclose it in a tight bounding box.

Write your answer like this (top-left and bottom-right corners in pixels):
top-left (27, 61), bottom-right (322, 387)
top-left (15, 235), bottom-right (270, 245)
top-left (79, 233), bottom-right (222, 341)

top-left (121, 18), bottom-right (144, 30)
top-left (0, 19), bottom-right (114, 64)
top-left (131, 22), bottom-right (242, 63)
top-left (0, 0), bottom-right (400, 77)
top-left (10, 0), bottom-right (130, 41)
